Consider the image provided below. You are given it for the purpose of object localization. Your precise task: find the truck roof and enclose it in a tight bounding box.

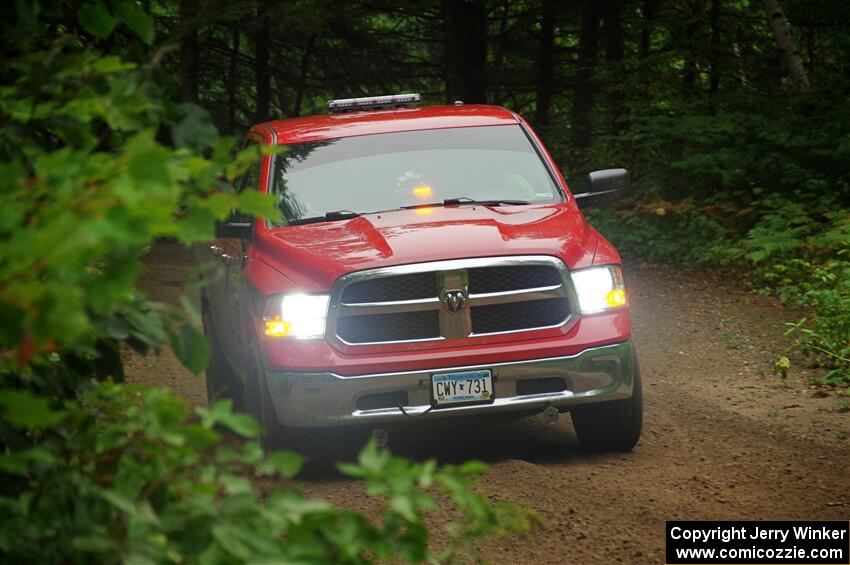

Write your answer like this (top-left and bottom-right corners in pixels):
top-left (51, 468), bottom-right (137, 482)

top-left (255, 104), bottom-right (520, 145)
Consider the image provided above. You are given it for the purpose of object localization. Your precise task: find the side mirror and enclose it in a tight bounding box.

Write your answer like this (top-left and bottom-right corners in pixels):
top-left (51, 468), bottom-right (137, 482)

top-left (215, 220), bottom-right (252, 239)
top-left (573, 168), bottom-right (629, 207)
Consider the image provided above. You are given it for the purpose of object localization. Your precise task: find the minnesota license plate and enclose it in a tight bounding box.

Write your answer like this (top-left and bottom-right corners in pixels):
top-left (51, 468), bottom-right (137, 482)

top-left (432, 370), bottom-right (493, 406)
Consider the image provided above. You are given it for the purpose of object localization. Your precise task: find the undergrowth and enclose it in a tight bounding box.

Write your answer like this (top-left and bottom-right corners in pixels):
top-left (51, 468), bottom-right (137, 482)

top-left (577, 90), bottom-right (850, 387)
top-left (587, 196), bottom-right (850, 387)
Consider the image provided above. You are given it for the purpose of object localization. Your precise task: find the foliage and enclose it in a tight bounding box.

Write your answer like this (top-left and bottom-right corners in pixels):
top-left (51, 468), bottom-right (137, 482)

top-left (584, 95), bottom-right (850, 385)
top-left (538, 2), bottom-right (849, 389)
top-left (0, 385), bottom-right (535, 563)
top-left (0, 3), bottom-right (277, 387)
top-left (780, 258), bottom-right (850, 385)
top-left (584, 198), bottom-right (733, 266)
top-left (0, 3), bottom-right (534, 563)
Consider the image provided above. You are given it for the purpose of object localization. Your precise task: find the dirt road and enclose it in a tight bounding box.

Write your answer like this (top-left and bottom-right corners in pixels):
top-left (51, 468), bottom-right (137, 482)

top-left (128, 244), bottom-right (849, 563)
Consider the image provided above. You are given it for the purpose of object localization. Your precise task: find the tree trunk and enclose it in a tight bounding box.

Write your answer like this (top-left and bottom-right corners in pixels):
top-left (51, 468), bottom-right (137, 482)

top-left (639, 0), bottom-right (658, 58)
top-left (492, 1), bottom-right (511, 105)
top-left (291, 35), bottom-right (316, 118)
top-left (254, 0), bottom-right (271, 122)
top-left (535, 0), bottom-right (557, 127)
top-left (226, 25), bottom-right (239, 134)
top-left (762, 0), bottom-right (809, 89)
top-left (805, 0), bottom-right (815, 73)
top-left (179, 0), bottom-right (199, 103)
top-left (572, 1), bottom-right (600, 149)
top-left (603, 0), bottom-right (624, 63)
top-left (602, 0), bottom-right (625, 130)
top-left (708, 0), bottom-right (720, 98)
top-left (681, 0), bottom-right (703, 96)
top-left (442, 0), bottom-right (487, 103)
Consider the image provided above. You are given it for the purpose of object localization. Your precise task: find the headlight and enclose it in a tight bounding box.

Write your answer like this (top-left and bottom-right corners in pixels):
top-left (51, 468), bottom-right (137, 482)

top-left (263, 293), bottom-right (330, 339)
top-left (570, 266), bottom-right (627, 314)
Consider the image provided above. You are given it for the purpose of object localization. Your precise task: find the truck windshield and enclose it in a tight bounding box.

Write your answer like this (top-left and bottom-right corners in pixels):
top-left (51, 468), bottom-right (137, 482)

top-left (269, 124), bottom-right (562, 225)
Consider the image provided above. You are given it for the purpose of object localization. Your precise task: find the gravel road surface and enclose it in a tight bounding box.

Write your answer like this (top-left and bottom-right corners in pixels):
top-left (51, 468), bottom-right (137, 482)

top-left (127, 243), bottom-right (850, 563)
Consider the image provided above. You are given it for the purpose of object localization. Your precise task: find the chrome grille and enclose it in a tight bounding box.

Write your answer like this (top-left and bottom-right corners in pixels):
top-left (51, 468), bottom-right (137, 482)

top-left (336, 310), bottom-right (440, 343)
top-left (327, 256), bottom-right (576, 345)
top-left (468, 265), bottom-right (562, 294)
top-left (342, 272), bottom-right (437, 303)
top-left (471, 297), bottom-right (570, 334)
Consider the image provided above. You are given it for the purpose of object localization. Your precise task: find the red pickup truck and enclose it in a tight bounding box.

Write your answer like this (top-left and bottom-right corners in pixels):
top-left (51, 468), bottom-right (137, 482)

top-left (201, 94), bottom-right (642, 452)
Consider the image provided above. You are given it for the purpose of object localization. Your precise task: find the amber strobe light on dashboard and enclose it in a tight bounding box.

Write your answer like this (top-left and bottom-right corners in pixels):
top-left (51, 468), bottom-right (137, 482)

top-left (412, 184), bottom-right (433, 198)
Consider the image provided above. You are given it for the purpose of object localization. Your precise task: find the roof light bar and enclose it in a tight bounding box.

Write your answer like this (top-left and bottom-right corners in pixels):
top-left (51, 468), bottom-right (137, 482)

top-left (327, 93), bottom-right (421, 112)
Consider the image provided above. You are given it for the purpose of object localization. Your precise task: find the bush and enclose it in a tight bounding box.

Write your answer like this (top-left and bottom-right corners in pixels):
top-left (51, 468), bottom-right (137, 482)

top-left (575, 85), bottom-right (850, 386)
top-left (0, 4), bottom-right (536, 562)
top-left (584, 199), bottom-right (732, 266)
top-left (1, 384), bottom-right (534, 562)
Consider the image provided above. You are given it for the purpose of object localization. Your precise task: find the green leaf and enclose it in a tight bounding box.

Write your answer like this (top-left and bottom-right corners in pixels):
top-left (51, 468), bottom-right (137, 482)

top-left (357, 438), bottom-right (388, 473)
top-left (236, 190), bottom-right (278, 219)
top-left (0, 389), bottom-right (66, 429)
top-left (179, 295), bottom-right (202, 326)
top-left (336, 462), bottom-right (365, 478)
top-left (389, 494), bottom-right (418, 521)
top-left (0, 447), bottom-right (55, 475)
top-left (199, 192), bottom-right (239, 219)
top-left (98, 488), bottom-right (137, 515)
top-left (196, 399), bottom-right (261, 438)
top-left (259, 451), bottom-right (304, 478)
top-left (218, 474), bottom-right (253, 495)
top-left (221, 411), bottom-right (260, 438)
top-left (459, 460), bottom-right (489, 475)
top-left (91, 56), bottom-right (136, 74)
top-left (78, 0), bottom-right (118, 38)
top-left (113, 0), bottom-right (154, 44)
top-left (168, 323), bottom-right (211, 375)
top-left (182, 423), bottom-right (221, 447)
top-left (0, 302), bottom-right (25, 348)
top-left (128, 146), bottom-right (171, 186)
top-left (72, 532), bottom-right (114, 553)
top-left (172, 103), bottom-right (217, 150)
top-left (212, 525), bottom-right (253, 560)
top-left (174, 206), bottom-right (216, 243)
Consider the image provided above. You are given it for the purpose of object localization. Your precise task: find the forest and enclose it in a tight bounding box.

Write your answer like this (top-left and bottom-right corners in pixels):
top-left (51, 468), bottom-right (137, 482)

top-left (166, 0), bottom-right (850, 385)
top-left (0, 0), bottom-right (849, 562)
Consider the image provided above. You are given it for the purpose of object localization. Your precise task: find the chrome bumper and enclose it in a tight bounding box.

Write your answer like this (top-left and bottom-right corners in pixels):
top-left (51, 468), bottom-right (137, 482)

top-left (265, 340), bottom-right (636, 428)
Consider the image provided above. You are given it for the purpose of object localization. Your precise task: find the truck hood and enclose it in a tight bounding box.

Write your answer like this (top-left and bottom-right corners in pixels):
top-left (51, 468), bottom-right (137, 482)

top-left (254, 204), bottom-right (599, 291)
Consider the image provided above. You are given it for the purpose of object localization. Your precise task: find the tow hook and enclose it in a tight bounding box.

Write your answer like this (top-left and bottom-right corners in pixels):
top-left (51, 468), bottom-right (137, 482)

top-left (542, 406), bottom-right (559, 425)
top-left (371, 428), bottom-right (389, 448)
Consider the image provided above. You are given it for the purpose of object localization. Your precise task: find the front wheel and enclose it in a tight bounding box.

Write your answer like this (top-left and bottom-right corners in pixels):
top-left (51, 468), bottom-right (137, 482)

top-left (243, 352), bottom-right (333, 456)
top-left (244, 352), bottom-right (288, 449)
top-left (570, 363), bottom-right (643, 452)
top-left (202, 302), bottom-right (243, 409)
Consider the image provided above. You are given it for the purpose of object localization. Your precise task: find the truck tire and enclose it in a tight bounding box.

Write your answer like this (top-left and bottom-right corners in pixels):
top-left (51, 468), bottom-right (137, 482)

top-left (570, 363), bottom-right (643, 452)
top-left (202, 302), bottom-right (242, 409)
top-left (243, 347), bottom-right (329, 454)
top-left (244, 356), bottom-right (285, 449)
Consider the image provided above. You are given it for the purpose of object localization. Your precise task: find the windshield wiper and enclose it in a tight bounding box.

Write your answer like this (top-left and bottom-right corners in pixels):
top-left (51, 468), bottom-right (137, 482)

top-left (443, 197), bottom-right (530, 206)
top-left (401, 198), bottom-right (530, 210)
top-left (286, 210), bottom-right (361, 226)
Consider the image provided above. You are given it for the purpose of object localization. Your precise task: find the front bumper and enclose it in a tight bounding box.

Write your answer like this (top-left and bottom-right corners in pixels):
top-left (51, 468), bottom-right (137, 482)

top-left (265, 340), bottom-right (636, 428)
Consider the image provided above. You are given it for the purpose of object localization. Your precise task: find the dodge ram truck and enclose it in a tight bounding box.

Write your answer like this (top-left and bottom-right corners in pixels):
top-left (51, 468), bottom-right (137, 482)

top-left (201, 93), bottom-right (642, 451)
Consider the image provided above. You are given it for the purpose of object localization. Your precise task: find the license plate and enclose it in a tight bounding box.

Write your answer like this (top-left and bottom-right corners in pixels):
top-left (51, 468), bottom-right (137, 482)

top-left (432, 370), bottom-right (493, 406)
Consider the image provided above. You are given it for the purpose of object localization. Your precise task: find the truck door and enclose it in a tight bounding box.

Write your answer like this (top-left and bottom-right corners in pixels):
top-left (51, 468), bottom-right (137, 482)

top-left (210, 145), bottom-right (262, 375)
